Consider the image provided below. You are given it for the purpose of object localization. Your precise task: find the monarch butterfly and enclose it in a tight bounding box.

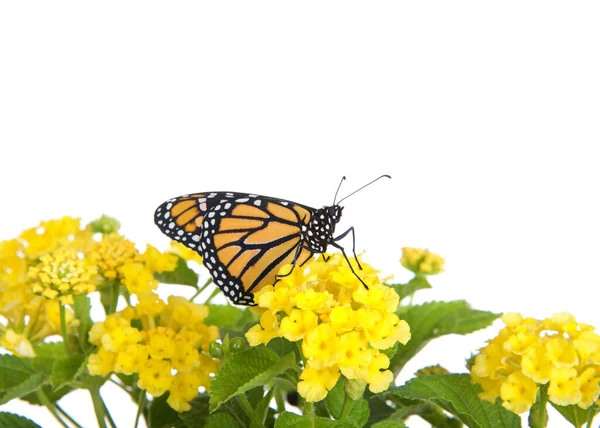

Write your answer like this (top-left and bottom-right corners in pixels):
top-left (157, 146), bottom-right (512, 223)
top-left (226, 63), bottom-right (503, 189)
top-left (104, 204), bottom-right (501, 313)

top-left (154, 176), bottom-right (390, 306)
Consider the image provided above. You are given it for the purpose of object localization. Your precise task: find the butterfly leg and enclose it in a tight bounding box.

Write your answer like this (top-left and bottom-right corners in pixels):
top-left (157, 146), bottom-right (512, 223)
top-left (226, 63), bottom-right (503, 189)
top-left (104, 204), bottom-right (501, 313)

top-left (330, 241), bottom-right (369, 290)
top-left (333, 227), bottom-right (363, 270)
top-left (275, 244), bottom-right (311, 280)
top-left (321, 254), bottom-right (331, 262)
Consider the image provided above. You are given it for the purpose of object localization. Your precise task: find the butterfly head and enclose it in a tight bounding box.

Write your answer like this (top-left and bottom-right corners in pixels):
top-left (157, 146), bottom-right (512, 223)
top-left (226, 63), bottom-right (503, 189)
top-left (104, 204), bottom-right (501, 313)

top-left (327, 205), bottom-right (343, 225)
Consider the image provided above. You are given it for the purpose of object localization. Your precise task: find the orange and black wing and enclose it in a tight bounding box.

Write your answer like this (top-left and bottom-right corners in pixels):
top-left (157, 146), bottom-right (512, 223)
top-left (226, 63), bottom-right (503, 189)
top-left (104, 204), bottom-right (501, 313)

top-left (155, 192), bottom-right (314, 305)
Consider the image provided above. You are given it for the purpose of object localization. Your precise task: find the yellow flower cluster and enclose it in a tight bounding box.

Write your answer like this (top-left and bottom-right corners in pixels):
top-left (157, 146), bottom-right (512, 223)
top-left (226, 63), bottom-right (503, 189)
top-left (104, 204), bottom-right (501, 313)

top-left (1, 220), bottom-right (82, 356)
top-left (88, 296), bottom-right (220, 412)
top-left (19, 217), bottom-right (92, 259)
top-left (246, 254), bottom-right (410, 402)
top-left (87, 232), bottom-right (178, 298)
top-left (1, 216), bottom-right (179, 357)
top-left (89, 233), bottom-right (143, 280)
top-left (471, 312), bottom-right (600, 414)
top-left (28, 248), bottom-right (99, 305)
top-left (400, 247), bottom-right (444, 275)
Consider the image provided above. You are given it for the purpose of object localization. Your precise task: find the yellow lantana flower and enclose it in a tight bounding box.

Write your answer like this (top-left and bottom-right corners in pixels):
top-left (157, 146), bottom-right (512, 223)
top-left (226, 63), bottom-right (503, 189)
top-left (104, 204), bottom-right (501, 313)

top-left (0, 329), bottom-right (36, 357)
top-left (28, 247), bottom-right (99, 305)
top-left (120, 262), bottom-right (158, 295)
top-left (297, 365), bottom-right (341, 403)
top-left (471, 312), bottom-right (600, 413)
top-left (246, 311), bottom-right (281, 346)
top-left (88, 294), bottom-right (220, 412)
top-left (19, 217), bottom-right (92, 259)
top-left (500, 371), bottom-right (538, 414)
top-left (143, 244), bottom-right (178, 273)
top-left (246, 253), bottom-right (410, 402)
top-left (89, 233), bottom-right (142, 280)
top-left (400, 247), bottom-right (444, 275)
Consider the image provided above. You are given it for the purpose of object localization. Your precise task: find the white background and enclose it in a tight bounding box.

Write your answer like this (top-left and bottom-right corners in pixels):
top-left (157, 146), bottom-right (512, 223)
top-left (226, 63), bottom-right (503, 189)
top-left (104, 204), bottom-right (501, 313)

top-left (1, 2), bottom-right (599, 427)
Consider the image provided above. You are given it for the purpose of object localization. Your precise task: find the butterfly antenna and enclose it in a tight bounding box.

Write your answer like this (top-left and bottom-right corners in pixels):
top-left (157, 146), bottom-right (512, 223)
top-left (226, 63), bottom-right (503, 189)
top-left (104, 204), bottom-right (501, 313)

top-left (333, 176), bottom-right (346, 205)
top-left (337, 174), bottom-right (391, 204)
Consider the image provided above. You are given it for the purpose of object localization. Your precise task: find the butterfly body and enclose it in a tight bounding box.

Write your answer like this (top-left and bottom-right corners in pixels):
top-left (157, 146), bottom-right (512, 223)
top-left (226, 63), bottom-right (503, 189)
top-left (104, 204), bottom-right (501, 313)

top-left (154, 191), bottom-right (346, 305)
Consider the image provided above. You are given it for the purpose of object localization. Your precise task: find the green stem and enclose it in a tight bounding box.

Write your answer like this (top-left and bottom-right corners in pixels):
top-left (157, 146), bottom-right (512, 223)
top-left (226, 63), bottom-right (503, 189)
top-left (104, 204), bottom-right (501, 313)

top-left (59, 303), bottom-right (70, 353)
top-left (147, 393), bottom-right (153, 428)
top-left (223, 403), bottom-right (246, 427)
top-left (109, 282), bottom-right (119, 314)
top-left (55, 403), bottom-right (84, 428)
top-left (190, 278), bottom-right (213, 301)
top-left (36, 389), bottom-right (70, 428)
top-left (536, 386), bottom-right (548, 428)
top-left (585, 406), bottom-right (596, 428)
top-left (237, 394), bottom-right (264, 427)
top-left (303, 401), bottom-right (315, 427)
top-left (103, 398), bottom-right (117, 428)
top-left (586, 408), bottom-right (594, 428)
top-left (297, 342), bottom-right (307, 367)
top-left (274, 386), bottom-right (286, 414)
top-left (89, 387), bottom-right (108, 428)
top-left (134, 391), bottom-right (146, 428)
top-left (205, 287), bottom-right (220, 304)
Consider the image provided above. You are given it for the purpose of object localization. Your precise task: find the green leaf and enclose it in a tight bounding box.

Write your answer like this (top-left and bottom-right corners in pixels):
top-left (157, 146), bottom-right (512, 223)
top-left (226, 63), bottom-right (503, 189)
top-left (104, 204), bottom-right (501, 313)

top-left (33, 342), bottom-right (66, 359)
top-left (275, 412), bottom-right (355, 428)
top-left (274, 413), bottom-right (312, 428)
top-left (21, 385), bottom-right (72, 406)
top-left (371, 421), bottom-right (407, 428)
top-left (392, 301), bottom-right (499, 374)
top-left (31, 343), bottom-right (66, 375)
top-left (116, 372), bottom-right (138, 388)
top-left (381, 343), bottom-right (399, 360)
top-left (0, 372), bottom-right (46, 405)
top-left (551, 402), bottom-right (598, 428)
top-left (267, 337), bottom-right (301, 360)
top-left (209, 348), bottom-right (298, 412)
top-left (0, 412), bottom-right (41, 428)
top-left (52, 354), bottom-right (86, 390)
top-left (206, 412), bottom-right (240, 428)
top-left (389, 374), bottom-right (521, 428)
top-left (148, 393), bottom-right (183, 428)
top-left (155, 255), bottom-right (199, 287)
top-left (325, 379), bottom-right (370, 427)
top-left (73, 294), bottom-right (93, 351)
top-left (0, 355), bottom-right (38, 390)
top-left (366, 396), bottom-right (397, 425)
top-left (179, 394), bottom-right (210, 428)
top-left (367, 394), bottom-right (462, 427)
top-left (343, 399), bottom-right (370, 427)
top-left (205, 304), bottom-right (258, 330)
top-left (390, 276), bottom-right (432, 301)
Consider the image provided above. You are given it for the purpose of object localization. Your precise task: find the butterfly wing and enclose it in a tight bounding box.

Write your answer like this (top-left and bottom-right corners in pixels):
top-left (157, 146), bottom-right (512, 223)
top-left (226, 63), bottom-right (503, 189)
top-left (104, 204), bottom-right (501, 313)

top-left (154, 192), bottom-right (315, 305)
